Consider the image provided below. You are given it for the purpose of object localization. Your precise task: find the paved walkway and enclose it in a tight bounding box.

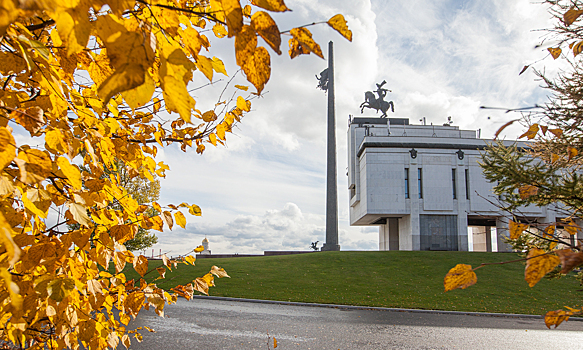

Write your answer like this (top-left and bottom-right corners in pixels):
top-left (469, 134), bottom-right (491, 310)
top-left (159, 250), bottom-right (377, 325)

top-left (127, 297), bottom-right (583, 349)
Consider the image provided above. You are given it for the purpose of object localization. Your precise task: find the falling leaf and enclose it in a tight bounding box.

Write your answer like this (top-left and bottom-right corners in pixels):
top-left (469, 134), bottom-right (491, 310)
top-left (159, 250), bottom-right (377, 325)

top-left (444, 264), bottom-right (477, 292)
top-left (564, 8), bottom-right (583, 26)
top-left (251, 11), bottom-right (282, 55)
top-left (509, 220), bottom-right (528, 239)
top-left (235, 84), bottom-right (248, 91)
top-left (525, 248), bottom-right (560, 287)
top-left (274, 337), bottom-right (277, 348)
top-left (556, 249), bottom-right (583, 273)
top-left (251, 0), bottom-right (290, 12)
top-left (327, 14), bottom-right (352, 42)
top-left (174, 211), bottom-right (187, 229)
top-left (519, 123), bottom-right (539, 139)
top-left (548, 47), bottom-right (562, 59)
top-left (290, 27), bottom-right (323, 59)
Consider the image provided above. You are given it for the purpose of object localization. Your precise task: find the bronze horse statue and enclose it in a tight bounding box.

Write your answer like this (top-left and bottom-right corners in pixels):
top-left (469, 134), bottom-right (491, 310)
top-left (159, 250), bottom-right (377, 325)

top-left (360, 81), bottom-right (394, 118)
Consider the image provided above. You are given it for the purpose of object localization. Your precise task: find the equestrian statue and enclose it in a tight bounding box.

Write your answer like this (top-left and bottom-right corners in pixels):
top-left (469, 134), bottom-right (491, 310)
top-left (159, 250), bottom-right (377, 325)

top-left (360, 80), bottom-right (394, 118)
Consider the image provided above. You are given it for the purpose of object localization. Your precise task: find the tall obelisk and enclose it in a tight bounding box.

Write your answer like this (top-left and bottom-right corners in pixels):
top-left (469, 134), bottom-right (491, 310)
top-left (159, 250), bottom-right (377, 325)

top-left (321, 41), bottom-right (340, 251)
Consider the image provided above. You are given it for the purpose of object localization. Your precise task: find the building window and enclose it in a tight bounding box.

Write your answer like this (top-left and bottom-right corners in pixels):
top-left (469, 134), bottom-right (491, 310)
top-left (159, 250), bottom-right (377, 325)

top-left (418, 168), bottom-right (423, 199)
top-left (452, 169), bottom-right (457, 199)
top-left (405, 168), bottom-right (410, 199)
top-left (465, 169), bottom-right (470, 200)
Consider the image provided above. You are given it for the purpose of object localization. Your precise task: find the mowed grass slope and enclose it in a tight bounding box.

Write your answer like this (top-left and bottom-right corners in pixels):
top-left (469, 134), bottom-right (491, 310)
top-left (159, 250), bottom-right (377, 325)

top-left (124, 251), bottom-right (582, 315)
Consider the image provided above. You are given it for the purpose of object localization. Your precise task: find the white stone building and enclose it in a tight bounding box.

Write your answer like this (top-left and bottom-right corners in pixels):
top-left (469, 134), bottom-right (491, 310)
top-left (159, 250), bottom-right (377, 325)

top-left (347, 117), bottom-right (559, 252)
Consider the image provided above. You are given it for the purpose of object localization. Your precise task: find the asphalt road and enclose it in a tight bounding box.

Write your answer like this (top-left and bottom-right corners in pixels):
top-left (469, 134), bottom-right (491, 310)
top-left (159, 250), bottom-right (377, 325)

top-left (127, 298), bottom-right (583, 349)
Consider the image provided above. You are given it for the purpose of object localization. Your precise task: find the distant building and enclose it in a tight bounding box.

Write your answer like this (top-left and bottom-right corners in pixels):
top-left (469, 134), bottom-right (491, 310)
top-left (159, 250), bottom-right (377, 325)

top-left (201, 237), bottom-right (211, 255)
top-left (347, 117), bottom-right (560, 252)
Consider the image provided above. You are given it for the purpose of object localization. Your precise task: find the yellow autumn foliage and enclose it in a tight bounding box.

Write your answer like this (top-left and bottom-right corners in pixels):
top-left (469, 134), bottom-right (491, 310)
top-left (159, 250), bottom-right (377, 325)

top-left (0, 0), bottom-right (351, 349)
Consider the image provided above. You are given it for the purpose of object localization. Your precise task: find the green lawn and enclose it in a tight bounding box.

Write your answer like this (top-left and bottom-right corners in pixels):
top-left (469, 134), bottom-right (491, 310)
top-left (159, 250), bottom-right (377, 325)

top-left (123, 251), bottom-right (583, 315)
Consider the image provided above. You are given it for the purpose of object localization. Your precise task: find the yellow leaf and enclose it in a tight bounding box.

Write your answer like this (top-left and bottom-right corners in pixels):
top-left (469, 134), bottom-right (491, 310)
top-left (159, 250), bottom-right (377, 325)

top-left (290, 27), bottom-right (324, 59)
top-left (196, 55), bottom-right (214, 81)
top-left (251, 11), bottom-right (282, 55)
top-left (551, 153), bottom-right (560, 163)
top-left (194, 245), bottom-right (205, 253)
top-left (568, 146), bottom-right (578, 160)
top-left (237, 96), bottom-right (251, 112)
top-left (12, 107), bottom-right (45, 135)
top-left (133, 255), bottom-right (149, 277)
top-left (184, 255), bottom-right (196, 265)
top-left (47, 278), bottom-right (76, 302)
top-left (122, 70), bottom-right (156, 110)
top-left (45, 128), bottom-right (68, 154)
top-left (564, 219), bottom-right (579, 235)
top-left (0, 127), bottom-right (15, 171)
top-left (67, 201), bottom-right (91, 227)
top-left (540, 125), bottom-right (548, 135)
top-left (0, 268), bottom-right (21, 309)
top-left (518, 184), bottom-right (538, 199)
top-left (525, 248), bottom-right (560, 287)
top-left (251, 0), bottom-right (290, 12)
top-left (213, 23), bottom-right (228, 38)
top-left (549, 128), bottom-right (563, 138)
top-left (110, 224), bottom-right (135, 243)
top-left (508, 220), bottom-right (528, 239)
top-left (57, 156), bottom-right (82, 190)
top-left (98, 64), bottom-right (146, 104)
top-left (156, 266), bottom-right (166, 279)
top-left (54, 9), bottom-right (91, 56)
top-left (209, 133), bottom-right (217, 146)
top-left (193, 277), bottom-right (209, 295)
top-left (0, 212), bottom-right (19, 268)
top-left (163, 76), bottom-right (195, 123)
top-left (327, 14), bottom-right (352, 42)
top-left (519, 124), bottom-right (539, 140)
top-left (548, 47), bottom-right (562, 60)
top-left (242, 46), bottom-right (271, 94)
top-left (114, 251), bottom-right (126, 274)
top-left (444, 264), bottom-right (477, 292)
top-left (162, 211), bottom-right (173, 230)
top-left (211, 265), bottom-right (230, 278)
top-left (175, 211), bottom-right (187, 229)
top-left (221, 0), bottom-right (243, 37)
top-left (212, 57), bottom-right (228, 76)
top-left (188, 204), bottom-right (202, 216)
top-left (564, 8), bottom-right (583, 26)
top-left (202, 110), bottom-right (217, 122)
top-left (216, 123), bottom-right (226, 140)
top-left (17, 148), bottom-right (52, 185)
top-left (235, 84), bottom-right (248, 91)
top-left (235, 25), bottom-right (257, 66)
top-left (545, 309), bottom-right (572, 329)
top-left (274, 337), bottom-right (277, 348)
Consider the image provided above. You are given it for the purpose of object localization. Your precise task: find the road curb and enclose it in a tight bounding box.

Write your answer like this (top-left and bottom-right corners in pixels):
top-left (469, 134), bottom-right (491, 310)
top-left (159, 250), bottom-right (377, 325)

top-left (190, 295), bottom-right (583, 322)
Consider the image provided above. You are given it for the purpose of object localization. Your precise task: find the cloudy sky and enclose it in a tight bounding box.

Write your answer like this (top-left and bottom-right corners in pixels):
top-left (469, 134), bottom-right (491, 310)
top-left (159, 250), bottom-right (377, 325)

top-left (144, 0), bottom-right (565, 256)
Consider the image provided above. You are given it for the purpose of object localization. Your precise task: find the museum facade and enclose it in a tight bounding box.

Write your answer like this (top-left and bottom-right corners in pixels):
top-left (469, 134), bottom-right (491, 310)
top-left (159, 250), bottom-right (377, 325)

top-left (347, 117), bottom-right (559, 252)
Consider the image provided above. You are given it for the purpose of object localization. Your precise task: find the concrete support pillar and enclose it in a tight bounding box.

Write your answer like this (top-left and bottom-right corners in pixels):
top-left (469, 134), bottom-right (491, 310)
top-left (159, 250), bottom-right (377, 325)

top-left (485, 226), bottom-right (492, 252)
top-left (379, 224), bottom-right (388, 251)
top-left (496, 216), bottom-right (512, 252)
top-left (388, 218), bottom-right (399, 250)
top-left (399, 215), bottom-right (413, 250)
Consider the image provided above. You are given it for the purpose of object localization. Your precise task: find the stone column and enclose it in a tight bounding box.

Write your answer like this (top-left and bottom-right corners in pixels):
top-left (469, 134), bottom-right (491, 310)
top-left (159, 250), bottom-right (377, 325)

top-left (322, 41), bottom-right (340, 251)
top-left (496, 216), bottom-right (511, 252)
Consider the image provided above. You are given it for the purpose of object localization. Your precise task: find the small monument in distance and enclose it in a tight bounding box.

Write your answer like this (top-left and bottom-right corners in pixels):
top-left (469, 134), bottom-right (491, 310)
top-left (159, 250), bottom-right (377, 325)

top-left (360, 80), bottom-right (395, 118)
top-left (200, 237), bottom-right (211, 255)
